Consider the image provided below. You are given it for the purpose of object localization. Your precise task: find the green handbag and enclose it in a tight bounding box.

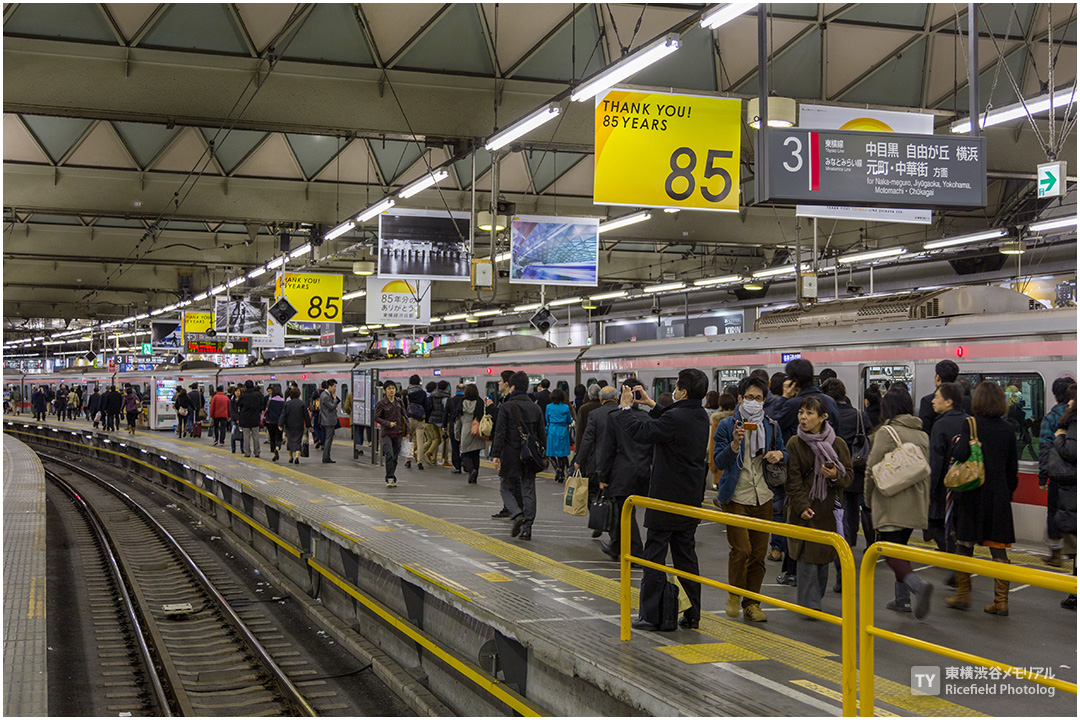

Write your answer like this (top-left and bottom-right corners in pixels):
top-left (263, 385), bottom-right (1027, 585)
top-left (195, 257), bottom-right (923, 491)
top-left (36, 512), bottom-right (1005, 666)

top-left (944, 417), bottom-right (985, 492)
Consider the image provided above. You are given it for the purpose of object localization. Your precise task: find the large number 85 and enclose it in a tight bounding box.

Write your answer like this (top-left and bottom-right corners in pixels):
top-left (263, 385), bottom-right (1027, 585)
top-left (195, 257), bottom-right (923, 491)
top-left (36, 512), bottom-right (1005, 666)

top-left (664, 147), bottom-right (733, 203)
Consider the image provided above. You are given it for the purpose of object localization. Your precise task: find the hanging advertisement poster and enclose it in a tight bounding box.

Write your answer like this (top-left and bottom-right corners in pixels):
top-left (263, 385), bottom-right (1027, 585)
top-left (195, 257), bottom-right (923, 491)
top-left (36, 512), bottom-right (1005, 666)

top-left (509, 215), bottom-right (599, 285)
top-left (150, 318), bottom-right (183, 351)
top-left (365, 276), bottom-right (431, 325)
top-left (594, 89), bottom-right (741, 211)
top-left (378, 209), bottom-right (471, 281)
top-left (250, 315), bottom-right (286, 349)
top-left (274, 271), bottom-right (344, 324)
top-left (213, 297), bottom-right (269, 337)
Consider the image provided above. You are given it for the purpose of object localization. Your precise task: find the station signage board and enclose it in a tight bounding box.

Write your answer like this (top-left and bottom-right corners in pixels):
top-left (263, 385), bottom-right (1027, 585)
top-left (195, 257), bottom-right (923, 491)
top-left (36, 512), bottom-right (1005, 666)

top-left (593, 90), bottom-right (742, 211)
top-left (760, 129), bottom-right (987, 208)
top-left (781, 352), bottom-right (802, 363)
top-left (275, 272), bottom-right (344, 324)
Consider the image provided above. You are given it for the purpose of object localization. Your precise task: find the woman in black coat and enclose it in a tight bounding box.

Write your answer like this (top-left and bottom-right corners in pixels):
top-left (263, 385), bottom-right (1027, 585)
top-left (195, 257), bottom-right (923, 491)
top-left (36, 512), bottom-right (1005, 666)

top-left (1049, 385), bottom-right (1076, 610)
top-left (279, 387), bottom-right (310, 464)
top-left (946, 382), bottom-right (1018, 616)
top-left (173, 386), bottom-right (194, 438)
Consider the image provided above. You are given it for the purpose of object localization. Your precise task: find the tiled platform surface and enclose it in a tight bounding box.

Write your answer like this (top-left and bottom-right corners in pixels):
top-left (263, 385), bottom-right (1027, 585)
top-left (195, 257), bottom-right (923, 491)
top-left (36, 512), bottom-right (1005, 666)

top-left (3, 434), bottom-right (47, 717)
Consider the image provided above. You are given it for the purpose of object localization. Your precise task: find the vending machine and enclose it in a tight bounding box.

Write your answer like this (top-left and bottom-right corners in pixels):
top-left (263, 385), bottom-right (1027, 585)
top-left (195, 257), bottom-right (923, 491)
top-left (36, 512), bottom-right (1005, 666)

top-left (154, 378), bottom-right (179, 430)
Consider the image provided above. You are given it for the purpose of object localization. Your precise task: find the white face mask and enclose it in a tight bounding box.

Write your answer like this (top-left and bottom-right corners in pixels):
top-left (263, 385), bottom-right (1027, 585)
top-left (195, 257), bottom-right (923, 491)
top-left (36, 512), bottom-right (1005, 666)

top-left (741, 399), bottom-right (764, 418)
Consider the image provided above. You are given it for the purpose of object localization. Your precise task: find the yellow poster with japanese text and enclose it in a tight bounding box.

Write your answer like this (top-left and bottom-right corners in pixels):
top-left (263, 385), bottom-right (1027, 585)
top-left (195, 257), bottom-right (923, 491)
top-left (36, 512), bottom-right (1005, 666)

top-left (275, 272), bottom-right (345, 323)
top-left (594, 90), bottom-right (742, 211)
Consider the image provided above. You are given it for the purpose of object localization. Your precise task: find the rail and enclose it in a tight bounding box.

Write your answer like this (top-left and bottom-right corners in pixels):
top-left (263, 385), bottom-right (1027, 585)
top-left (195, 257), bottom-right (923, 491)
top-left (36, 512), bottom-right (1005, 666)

top-left (619, 495), bottom-right (858, 716)
top-left (858, 542), bottom-right (1078, 716)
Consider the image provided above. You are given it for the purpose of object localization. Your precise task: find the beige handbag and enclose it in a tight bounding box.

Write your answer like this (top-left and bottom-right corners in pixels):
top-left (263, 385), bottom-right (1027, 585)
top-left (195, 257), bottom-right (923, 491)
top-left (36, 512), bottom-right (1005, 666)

top-left (872, 425), bottom-right (930, 497)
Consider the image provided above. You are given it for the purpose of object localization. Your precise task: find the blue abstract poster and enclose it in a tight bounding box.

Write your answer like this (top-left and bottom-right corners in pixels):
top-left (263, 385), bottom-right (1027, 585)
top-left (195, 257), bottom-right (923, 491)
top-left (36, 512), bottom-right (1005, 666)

top-left (509, 215), bottom-right (599, 286)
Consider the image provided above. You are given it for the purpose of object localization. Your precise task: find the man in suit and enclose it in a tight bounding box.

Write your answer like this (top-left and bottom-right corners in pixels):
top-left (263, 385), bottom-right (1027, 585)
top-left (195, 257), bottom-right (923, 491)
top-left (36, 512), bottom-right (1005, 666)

top-left (491, 371), bottom-right (546, 541)
top-left (596, 378), bottom-right (652, 560)
top-left (613, 368), bottom-right (710, 631)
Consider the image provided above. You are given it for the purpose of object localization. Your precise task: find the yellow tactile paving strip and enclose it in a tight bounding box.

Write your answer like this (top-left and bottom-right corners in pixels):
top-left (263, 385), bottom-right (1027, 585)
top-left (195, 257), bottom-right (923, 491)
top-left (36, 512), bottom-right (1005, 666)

top-left (18, 422), bottom-right (993, 716)
top-left (658, 642), bottom-right (767, 664)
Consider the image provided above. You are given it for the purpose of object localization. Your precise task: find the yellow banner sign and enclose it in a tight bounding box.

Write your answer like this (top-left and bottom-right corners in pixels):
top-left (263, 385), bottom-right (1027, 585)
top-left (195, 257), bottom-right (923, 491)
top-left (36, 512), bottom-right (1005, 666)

top-left (275, 272), bottom-right (345, 323)
top-left (594, 90), bottom-right (742, 211)
top-left (182, 311), bottom-right (213, 335)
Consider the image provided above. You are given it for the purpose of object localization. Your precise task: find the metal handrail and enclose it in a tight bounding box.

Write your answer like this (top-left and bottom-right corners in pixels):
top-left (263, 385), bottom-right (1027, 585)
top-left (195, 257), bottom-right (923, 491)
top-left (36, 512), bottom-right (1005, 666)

top-left (858, 541), bottom-right (1078, 716)
top-left (619, 495), bottom-right (858, 716)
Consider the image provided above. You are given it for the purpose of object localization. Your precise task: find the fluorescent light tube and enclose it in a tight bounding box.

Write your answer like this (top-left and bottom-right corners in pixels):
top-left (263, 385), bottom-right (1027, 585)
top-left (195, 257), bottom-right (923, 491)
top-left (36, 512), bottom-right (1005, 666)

top-left (643, 282), bottom-right (686, 293)
top-left (837, 247), bottom-right (908, 264)
top-left (495, 252), bottom-right (512, 263)
top-left (1029, 216), bottom-right (1077, 233)
top-left (700, 2), bottom-right (759, 30)
top-left (324, 221), bottom-right (355, 241)
top-left (548, 296), bottom-right (581, 307)
top-left (753, 264), bottom-right (808, 278)
top-left (398, 169), bottom-right (450, 199)
top-left (210, 284), bottom-right (227, 295)
top-left (923, 229), bottom-right (1008, 250)
top-left (514, 303), bottom-right (542, 312)
top-left (357, 198), bottom-right (396, 222)
top-left (589, 290), bottom-right (629, 300)
top-left (342, 290), bottom-right (367, 300)
top-left (150, 308), bottom-right (166, 316)
top-left (135, 314), bottom-right (150, 320)
top-left (572, 34), bottom-right (680, 103)
top-left (472, 309), bottom-right (502, 317)
top-left (443, 313), bottom-right (469, 321)
top-left (193, 292), bottom-right (208, 302)
top-left (951, 87), bottom-right (1078, 133)
top-left (693, 275), bottom-right (742, 286)
top-left (267, 256), bottom-right (286, 269)
top-left (247, 267), bottom-right (267, 279)
top-left (663, 208), bottom-right (681, 213)
top-left (599, 211), bottom-right (652, 233)
top-left (485, 103), bottom-right (561, 151)
top-left (290, 243), bottom-right (312, 258)
top-left (162, 304), bottom-right (179, 312)
top-left (226, 277), bottom-right (244, 288)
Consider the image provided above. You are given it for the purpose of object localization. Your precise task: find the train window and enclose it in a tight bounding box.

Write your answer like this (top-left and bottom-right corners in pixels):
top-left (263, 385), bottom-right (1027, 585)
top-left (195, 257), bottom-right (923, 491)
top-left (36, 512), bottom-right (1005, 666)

top-left (486, 381), bottom-right (500, 399)
top-left (302, 384), bottom-right (317, 403)
top-left (962, 373), bottom-right (1045, 462)
top-left (653, 377), bottom-right (679, 400)
top-left (556, 380), bottom-right (570, 394)
top-left (862, 365), bottom-right (914, 393)
top-left (717, 369), bottom-right (746, 392)
top-left (342, 384), bottom-right (350, 406)
top-left (586, 377), bottom-right (599, 388)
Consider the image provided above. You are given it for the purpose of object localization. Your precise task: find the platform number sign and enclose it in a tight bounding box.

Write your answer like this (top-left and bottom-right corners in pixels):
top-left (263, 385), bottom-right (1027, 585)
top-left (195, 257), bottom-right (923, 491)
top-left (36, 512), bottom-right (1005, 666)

top-left (594, 90), bottom-right (741, 212)
top-left (275, 272), bottom-right (344, 324)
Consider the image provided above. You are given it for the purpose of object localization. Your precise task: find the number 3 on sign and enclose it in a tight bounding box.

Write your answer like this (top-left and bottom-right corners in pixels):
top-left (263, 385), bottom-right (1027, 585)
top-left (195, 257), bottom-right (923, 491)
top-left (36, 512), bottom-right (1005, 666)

top-left (665, 148), bottom-right (734, 204)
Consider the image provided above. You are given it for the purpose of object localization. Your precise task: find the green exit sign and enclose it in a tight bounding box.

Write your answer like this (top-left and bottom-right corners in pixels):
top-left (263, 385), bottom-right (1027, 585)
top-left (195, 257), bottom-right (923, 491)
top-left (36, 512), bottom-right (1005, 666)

top-left (140, 343), bottom-right (152, 355)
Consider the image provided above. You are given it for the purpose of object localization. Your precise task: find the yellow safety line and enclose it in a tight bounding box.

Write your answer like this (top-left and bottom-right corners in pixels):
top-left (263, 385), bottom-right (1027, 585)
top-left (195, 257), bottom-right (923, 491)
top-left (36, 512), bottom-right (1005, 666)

top-left (404, 564), bottom-right (474, 602)
top-left (8, 422), bottom-right (543, 715)
top-left (320, 521), bottom-right (364, 543)
top-left (858, 542), bottom-right (1078, 717)
top-left (308, 558), bottom-right (544, 717)
top-left (269, 497), bottom-right (296, 512)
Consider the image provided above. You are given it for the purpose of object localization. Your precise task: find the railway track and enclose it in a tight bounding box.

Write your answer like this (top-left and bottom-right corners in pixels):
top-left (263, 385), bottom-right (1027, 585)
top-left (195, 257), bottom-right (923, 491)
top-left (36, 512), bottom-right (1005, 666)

top-left (42, 453), bottom-right (315, 716)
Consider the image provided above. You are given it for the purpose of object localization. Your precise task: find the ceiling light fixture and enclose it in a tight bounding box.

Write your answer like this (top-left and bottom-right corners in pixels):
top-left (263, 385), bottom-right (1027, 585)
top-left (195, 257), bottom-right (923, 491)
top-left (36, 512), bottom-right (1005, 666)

top-left (465, 314), bottom-right (479, 323)
top-left (589, 290), bottom-right (629, 300)
top-left (513, 303), bottom-right (542, 312)
top-left (549, 296), bottom-right (581, 307)
top-left (1028, 216), bottom-right (1077, 233)
top-left (494, 251), bottom-right (512, 263)
top-left (289, 243), bottom-right (312, 258)
top-left (443, 312), bottom-right (469, 321)
top-left (570, 34), bottom-right (680, 103)
top-left (752, 264), bottom-right (803, 278)
top-left (582, 299), bottom-right (598, 310)
top-left (193, 292), bottom-right (209, 302)
top-left (599, 210), bottom-right (652, 233)
top-left (324, 222), bottom-right (355, 241)
top-left (923, 228), bottom-right (1009, 250)
top-left (693, 274), bottom-right (743, 286)
top-left (747, 96), bottom-right (797, 128)
top-left (700, 2), bottom-right (760, 29)
top-left (352, 261), bottom-right (376, 276)
top-left (357, 198), bottom-right (395, 223)
top-left (642, 281), bottom-right (687, 293)
top-left (485, 103), bottom-right (562, 151)
top-left (472, 309), bottom-right (502, 317)
top-left (999, 241), bottom-right (1026, 255)
top-left (209, 284), bottom-right (227, 295)
top-left (267, 256), bottom-right (286, 269)
top-left (477, 210), bottom-right (508, 232)
top-left (398, 169), bottom-right (450, 199)
top-left (951, 87), bottom-right (1078, 133)
top-left (742, 280), bottom-right (764, 291)
top-left (342, 289), bottom-right (367, 300)
top-left (837, 247), bottom-right (908, 264)
top-left (663, 208), bottom-right (681, 214)
top-left (226, 277), bottom-right (244, 288)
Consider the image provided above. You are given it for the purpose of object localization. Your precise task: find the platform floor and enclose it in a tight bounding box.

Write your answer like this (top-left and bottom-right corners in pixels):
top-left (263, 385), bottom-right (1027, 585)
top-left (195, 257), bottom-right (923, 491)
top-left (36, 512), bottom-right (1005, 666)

top-left (7, 417), bottom-right (1076, 716)
top-left (3, 434), bottom-right (48, 717)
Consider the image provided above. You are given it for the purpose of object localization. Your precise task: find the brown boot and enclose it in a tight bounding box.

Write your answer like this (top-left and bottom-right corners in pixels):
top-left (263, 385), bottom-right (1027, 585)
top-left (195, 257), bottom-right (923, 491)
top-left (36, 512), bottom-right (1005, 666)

top-left (983, 559), bottom-right (1009, 616)
top-left (1043, 547), bottom-right (1064, 567)
top-left (945, 572), bottom-right (971, 610)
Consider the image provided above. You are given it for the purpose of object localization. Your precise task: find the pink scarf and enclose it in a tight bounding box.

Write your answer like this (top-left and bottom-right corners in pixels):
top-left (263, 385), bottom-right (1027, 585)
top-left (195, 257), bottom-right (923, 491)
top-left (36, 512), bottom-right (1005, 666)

top-left (796, 422), bottom-right (845, 502)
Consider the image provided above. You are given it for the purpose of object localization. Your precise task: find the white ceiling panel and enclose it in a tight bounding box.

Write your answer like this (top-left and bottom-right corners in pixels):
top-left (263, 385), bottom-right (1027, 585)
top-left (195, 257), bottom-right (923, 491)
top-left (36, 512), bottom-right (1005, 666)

top-left (65, 121), bottom-right (138, 169)
top-left (360, 2), bottom-right (445, 62)
top-left (232, 133), bottom-right (303, 179)
top-left (3, 115), bottom-right (51, 164)
top-left (150, 126), bottom-right (221, 174)
top-left (313, 139), bottom-right (379, 184)
top-left (235, 3), bottom-right (298, 53)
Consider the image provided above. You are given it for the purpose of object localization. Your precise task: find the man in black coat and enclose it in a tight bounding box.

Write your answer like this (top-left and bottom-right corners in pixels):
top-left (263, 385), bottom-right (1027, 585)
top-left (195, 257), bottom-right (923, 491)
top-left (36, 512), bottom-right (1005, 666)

top-left (446, 384), bottom-right (465, 473)
top-left (596, 378), bottom-right (652, 560)
top-left (918, 359), bottom-right (972, 433)
top-left (103, 385), bottom-right (123, 432)
top-left (927, 382), bottom-right (969, 555)
top-left (771, 359), bottom-right (840, 441)
top-left (86, 387), bottom-right (103, 428)
top-left (573, 385), bottom-right (619, 482)
top-left (237, 380), bottom-right (265, 458)
top-left (613, 368), bottom-right (710, 630)
top-left (491, 371), bottom-right (546, 541)
top-left (534, 379), bottom-right (552, 414)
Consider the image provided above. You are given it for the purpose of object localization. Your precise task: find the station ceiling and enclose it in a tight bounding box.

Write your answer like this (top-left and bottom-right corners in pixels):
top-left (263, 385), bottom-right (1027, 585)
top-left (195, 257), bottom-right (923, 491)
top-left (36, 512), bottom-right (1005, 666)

top-left (3, 2), bottom-right (1077, 328)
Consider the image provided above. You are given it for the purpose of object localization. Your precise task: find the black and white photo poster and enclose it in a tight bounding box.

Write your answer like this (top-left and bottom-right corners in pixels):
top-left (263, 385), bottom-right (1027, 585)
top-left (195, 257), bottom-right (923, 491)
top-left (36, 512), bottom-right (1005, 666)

top-left (378, 209), bottom-right (471, 281)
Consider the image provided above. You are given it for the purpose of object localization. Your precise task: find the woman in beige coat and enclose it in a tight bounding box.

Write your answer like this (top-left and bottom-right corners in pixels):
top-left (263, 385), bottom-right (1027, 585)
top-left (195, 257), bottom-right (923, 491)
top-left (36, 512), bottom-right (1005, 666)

top-left (864, 386), bottom-right (933, 618)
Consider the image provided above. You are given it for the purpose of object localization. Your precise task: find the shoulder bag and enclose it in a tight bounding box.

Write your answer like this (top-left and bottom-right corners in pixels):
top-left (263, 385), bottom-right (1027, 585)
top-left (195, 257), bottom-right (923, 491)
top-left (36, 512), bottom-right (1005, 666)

top-left (850, 409), bottom-right (871, 469)
top-left (479, 411), bottom-right (494, 438)
top-left (763, 418), bottom-right (787, 487)
top-left (872, 425), bottom-right (930, 497)
top-left (944, 417), bottom-right (985, 492)
top-left (509, 402), bottom-right (547, 473)
top-left (587, 488), bottom-right (616, 532)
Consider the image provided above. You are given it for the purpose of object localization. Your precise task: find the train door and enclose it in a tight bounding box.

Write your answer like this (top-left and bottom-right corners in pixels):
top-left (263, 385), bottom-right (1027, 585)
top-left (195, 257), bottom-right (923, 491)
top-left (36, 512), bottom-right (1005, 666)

top-left (653, 376), bottom-right (679, 401)
top-left (716, 368), bottom-right (748, 394)
top-left (958, 371), bottom-right (1046, 462)
top-left (485, 380), bottom-right (500, 400)
top-left (860, 364), bottom-right (914, 398)
top-left (613, 372), bottom-right (637, 388)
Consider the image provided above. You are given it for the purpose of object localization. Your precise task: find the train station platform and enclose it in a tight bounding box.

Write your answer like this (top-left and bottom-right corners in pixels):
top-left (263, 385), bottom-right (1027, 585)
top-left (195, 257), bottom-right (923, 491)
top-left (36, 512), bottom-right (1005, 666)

top-left (3, 434), bottom-right (48, 717)
top-left (5, 417), bottom-right (1075, 716)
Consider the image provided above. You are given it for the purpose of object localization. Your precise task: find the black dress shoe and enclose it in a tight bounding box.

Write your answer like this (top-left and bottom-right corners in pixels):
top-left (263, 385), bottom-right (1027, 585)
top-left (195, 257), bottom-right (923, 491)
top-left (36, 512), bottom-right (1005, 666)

top-left (405, 460), bottom-right (411, 469)
top-left (491, 508), bottom-right (510, 519)
top-left (511, 514), bottom-right (525, 537)
top-left (631, 619), bottom-right (659, 631)
top-left (451, 469), bottom-right (463, 474)
top-left (323, 459), bottom-right (336, 463)
top-left (678, 616), bottom-right (700, 629)
top-left (519, 528), bottom-right (532, 541)
top-left (591, 529), bottom-right (603, 538)
top-left (600, 542), bottom-right (619, 560)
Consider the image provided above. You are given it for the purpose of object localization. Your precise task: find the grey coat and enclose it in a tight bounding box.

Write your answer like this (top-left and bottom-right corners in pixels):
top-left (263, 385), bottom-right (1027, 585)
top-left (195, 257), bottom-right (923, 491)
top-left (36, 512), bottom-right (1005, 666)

top-left (318, 389), bottom-right (340, 427)
top-left (457, 398), bottom-right (487, 454)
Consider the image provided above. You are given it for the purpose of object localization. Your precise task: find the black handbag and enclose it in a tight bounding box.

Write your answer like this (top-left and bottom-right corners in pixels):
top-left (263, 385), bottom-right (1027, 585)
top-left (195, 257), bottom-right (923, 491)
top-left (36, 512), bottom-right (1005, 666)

top-left (764, 461), bottom-right (787, 488)
top-left (588, 490), bottom-right (616, 532)
top-left (509, 403), bottom-right (548, 473)
top-left (851, 409), bottom-right (871, 469)
top-left (301, 432), bottom-right (310, 458)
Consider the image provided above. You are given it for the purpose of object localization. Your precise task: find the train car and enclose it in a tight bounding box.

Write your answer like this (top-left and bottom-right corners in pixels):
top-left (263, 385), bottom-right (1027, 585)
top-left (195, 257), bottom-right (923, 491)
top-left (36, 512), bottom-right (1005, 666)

top-left (217, 352), bottom-right (355, 428)
top-left (110, 361), bottom-right (220, 430)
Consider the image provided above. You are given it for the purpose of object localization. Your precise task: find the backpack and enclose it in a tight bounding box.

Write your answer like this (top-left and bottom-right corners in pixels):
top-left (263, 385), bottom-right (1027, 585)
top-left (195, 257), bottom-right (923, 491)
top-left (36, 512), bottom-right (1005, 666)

top-left (508, 402), bottom-right (547, 473)
top-left (407, 402), bottom-right (426, 420)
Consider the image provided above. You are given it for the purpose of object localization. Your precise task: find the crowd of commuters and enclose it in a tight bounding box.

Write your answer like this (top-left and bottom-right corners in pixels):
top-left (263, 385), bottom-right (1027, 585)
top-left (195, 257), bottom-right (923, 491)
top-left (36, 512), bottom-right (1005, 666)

top-left (11, 356), bottom-right (1075, 624)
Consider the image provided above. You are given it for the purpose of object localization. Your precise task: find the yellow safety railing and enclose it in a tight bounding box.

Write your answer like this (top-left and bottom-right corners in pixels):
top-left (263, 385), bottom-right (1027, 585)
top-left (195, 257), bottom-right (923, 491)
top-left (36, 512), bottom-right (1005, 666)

top-left (858, 542), bottom-right (1078, 716)
top-left (619, 495), bottom-right (858, 717)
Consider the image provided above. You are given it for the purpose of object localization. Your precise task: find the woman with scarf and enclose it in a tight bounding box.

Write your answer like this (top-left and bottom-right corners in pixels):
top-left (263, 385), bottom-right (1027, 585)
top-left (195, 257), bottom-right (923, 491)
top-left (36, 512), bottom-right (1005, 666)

top-left (864, 386), bottom-right (933, 617)
top-left (785, 395), bottom-right (853, 612)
